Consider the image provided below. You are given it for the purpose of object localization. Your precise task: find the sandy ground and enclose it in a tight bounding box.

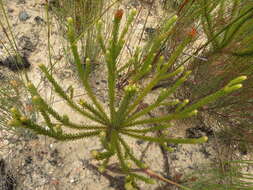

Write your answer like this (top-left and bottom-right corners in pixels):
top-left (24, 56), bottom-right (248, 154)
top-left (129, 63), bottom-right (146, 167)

top-left (0, 0), bottom-right (252, 190)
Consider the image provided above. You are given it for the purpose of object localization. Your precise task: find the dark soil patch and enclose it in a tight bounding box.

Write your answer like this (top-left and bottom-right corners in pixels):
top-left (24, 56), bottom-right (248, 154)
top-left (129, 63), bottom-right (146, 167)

top-left (0, 159), bottom-right (17, 190)
top-left (0, 55), bottom-right (31, 72)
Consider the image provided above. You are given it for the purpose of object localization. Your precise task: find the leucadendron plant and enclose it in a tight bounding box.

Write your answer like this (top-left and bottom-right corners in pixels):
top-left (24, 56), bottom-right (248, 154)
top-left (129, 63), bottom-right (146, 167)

top-left (7, 9), bottom-right (246, 189)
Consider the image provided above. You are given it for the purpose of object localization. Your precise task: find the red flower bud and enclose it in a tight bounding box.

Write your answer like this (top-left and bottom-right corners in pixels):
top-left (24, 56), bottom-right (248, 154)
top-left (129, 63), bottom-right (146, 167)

top-left (114, 9), bottom-right (124, 20)
top-left (188, 27), bottom-right (197, 38)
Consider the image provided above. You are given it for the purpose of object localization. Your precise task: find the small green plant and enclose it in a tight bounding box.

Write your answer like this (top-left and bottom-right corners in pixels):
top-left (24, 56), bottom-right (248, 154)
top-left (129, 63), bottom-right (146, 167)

top-left (0, 77), bottom-right (22, 131)
top-left (183, 160), bottom-right (253, 190)
top-left (218, 124), bottom-right (253, 155)
top-left (49, 0), bottom-right (106, 63)
top-left (7, 9), bottom-right (246, 188)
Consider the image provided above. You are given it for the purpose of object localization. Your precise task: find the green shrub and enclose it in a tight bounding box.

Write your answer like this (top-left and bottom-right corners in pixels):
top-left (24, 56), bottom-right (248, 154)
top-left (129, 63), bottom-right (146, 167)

top-left (188, 0), bottom-right (253, 121)
top-left (6, 8), bottom-right (247, 188)
top-left (161, 0), bottom-right (253, 152)
top-left (159, 1), bottom-right (253, 188)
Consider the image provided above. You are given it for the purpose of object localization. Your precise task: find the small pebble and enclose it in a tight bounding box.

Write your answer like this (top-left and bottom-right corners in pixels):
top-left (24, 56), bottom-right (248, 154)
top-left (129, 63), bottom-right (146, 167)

top-left (18, 0), bottom-right (26, 4)
top-left (19, 11), bottom-right (30, 21)
top-left (145, 27), bottom-right (156, 35)
top-left (25, 156), bottom-right (32, 165)
top-left (70, 178), bottom-right (78, 183)
top-left (7, 8), bottom-right (14, 13)
top-left (34, 16), bottom-right (45, 24)
top-left (130, 1), bottom-right (140, 7)
top-left (136, 140), bottom-right (144, 145)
